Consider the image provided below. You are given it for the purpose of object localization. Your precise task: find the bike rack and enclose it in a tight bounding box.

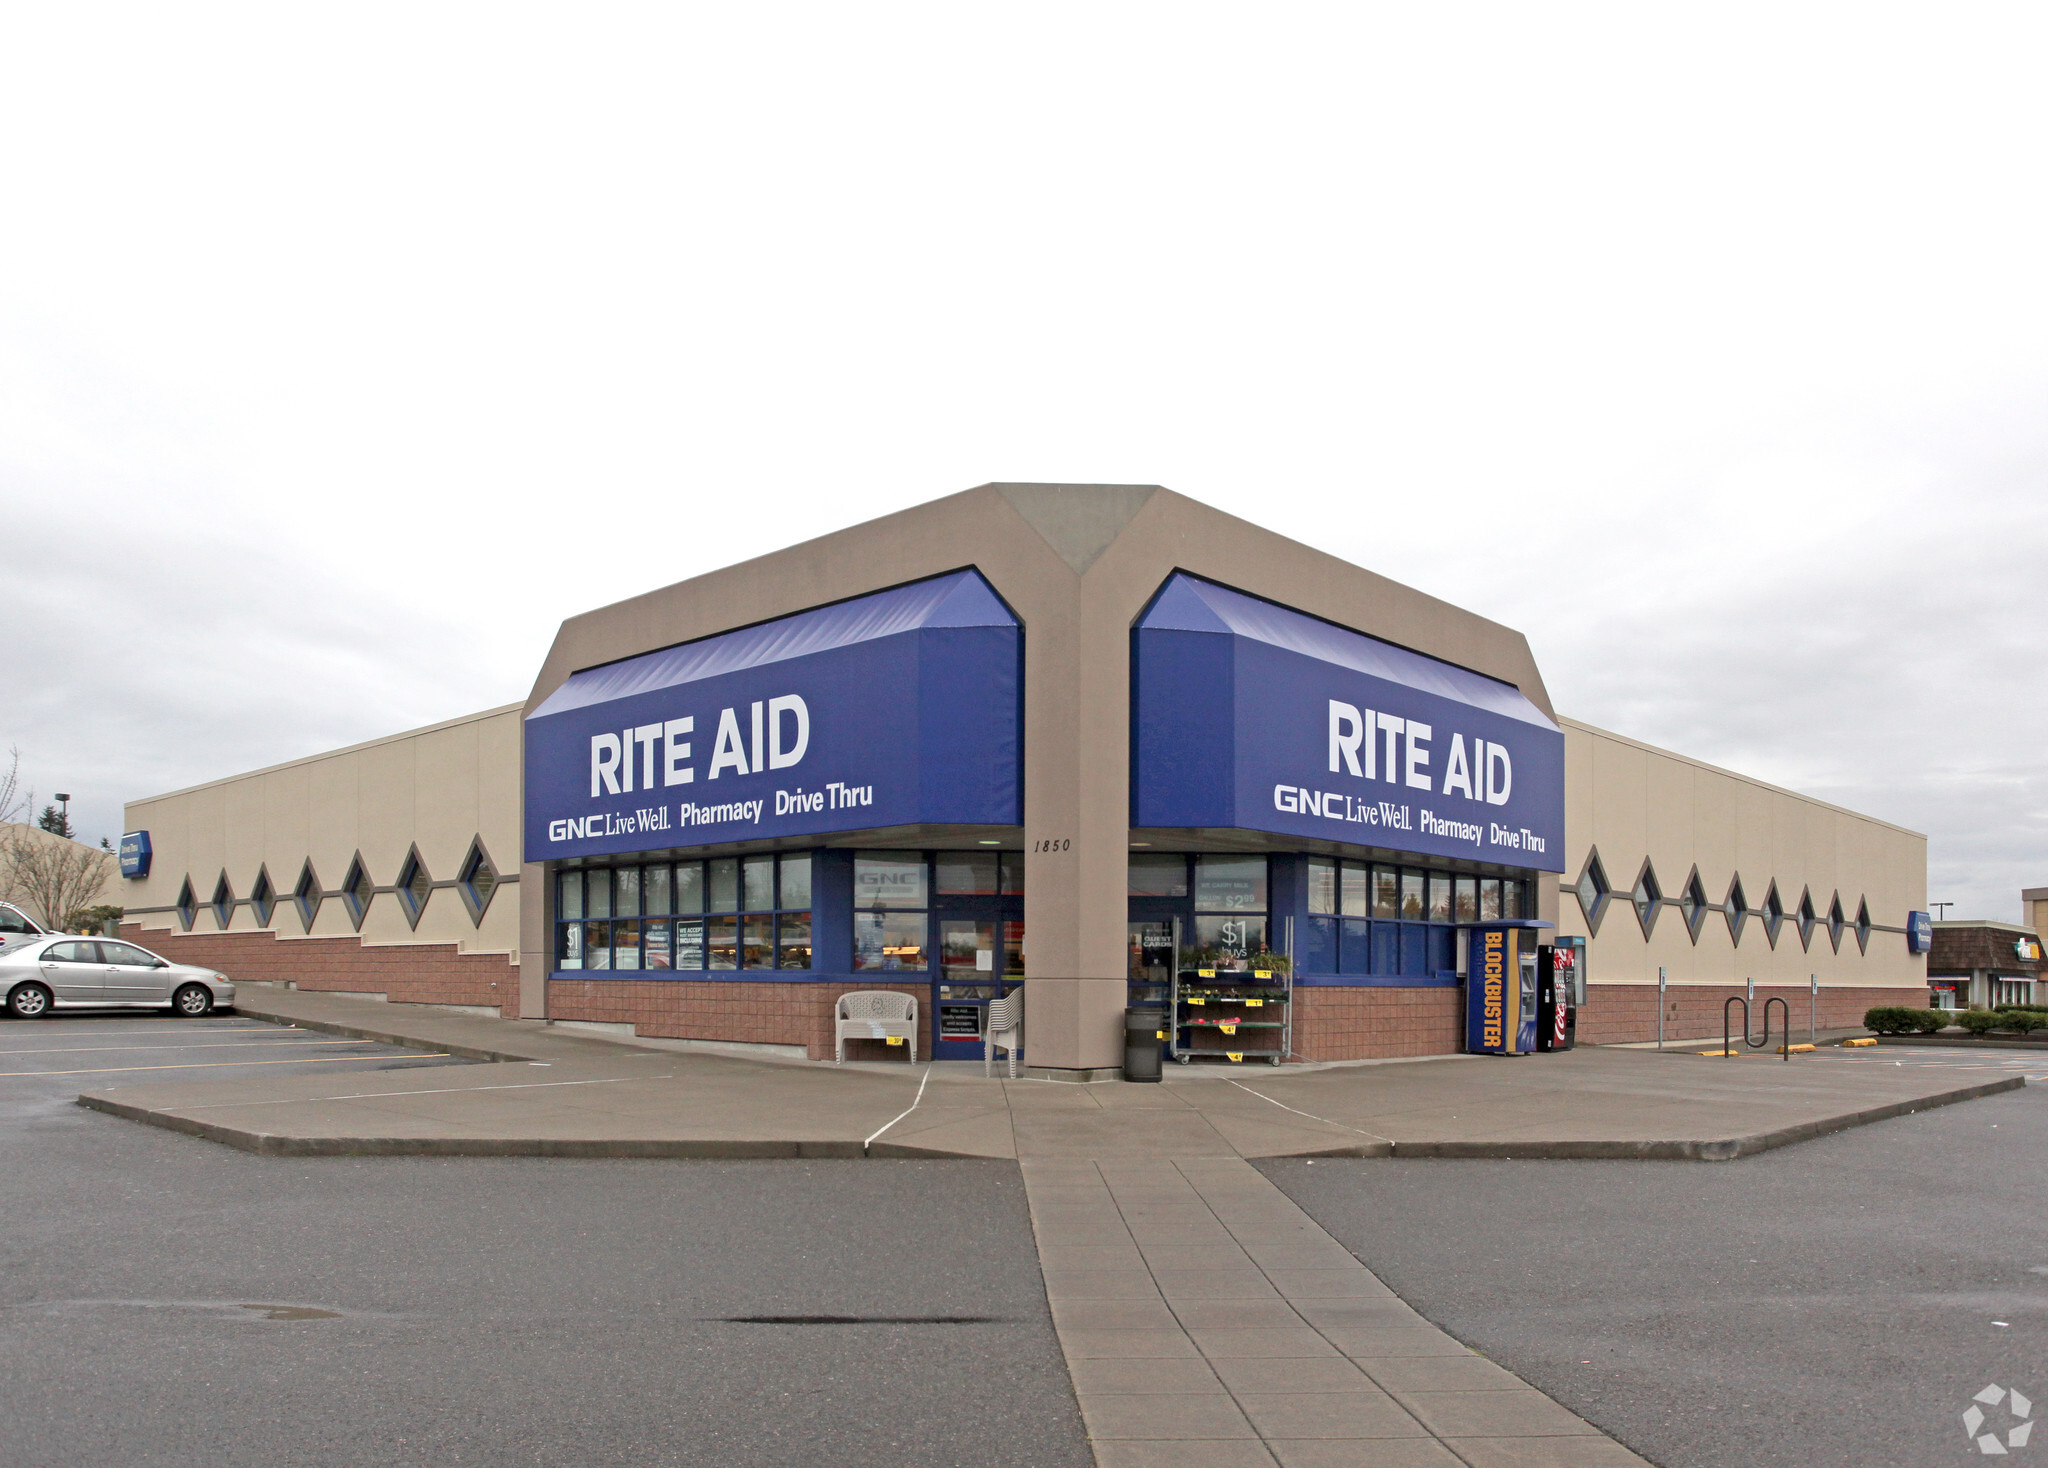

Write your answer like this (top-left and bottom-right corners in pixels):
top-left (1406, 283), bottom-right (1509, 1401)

top-left (1724, 994), bottom-right (1791, 1061)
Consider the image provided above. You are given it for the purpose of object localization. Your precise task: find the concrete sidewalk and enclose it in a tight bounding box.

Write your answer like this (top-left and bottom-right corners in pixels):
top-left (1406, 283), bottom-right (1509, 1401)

top-left (75, 987), bottom-right (2025, 1161)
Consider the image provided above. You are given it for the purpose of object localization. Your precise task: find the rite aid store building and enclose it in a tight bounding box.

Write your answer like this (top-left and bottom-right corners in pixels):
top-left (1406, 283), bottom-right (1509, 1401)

top-left (118, 485), bottom-right (1932, 1074)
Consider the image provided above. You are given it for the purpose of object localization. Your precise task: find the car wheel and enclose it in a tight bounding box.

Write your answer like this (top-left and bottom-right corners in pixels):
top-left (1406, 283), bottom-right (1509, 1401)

top-left (7, 983), bottom-right (53, 1019)
top-left (172, 983), bottom-right (214, 1017)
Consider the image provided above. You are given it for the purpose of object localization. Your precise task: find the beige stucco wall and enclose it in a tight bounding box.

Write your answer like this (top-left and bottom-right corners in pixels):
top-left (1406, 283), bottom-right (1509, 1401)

top-left (1557, 717), bottom-right (1926, 988)
top-left (121, 704), bottom-right (522, 958)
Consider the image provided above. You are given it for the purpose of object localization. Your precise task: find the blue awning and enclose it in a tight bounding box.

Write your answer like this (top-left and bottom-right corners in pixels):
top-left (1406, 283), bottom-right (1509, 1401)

top-left (524, 569), bottom-right (1022, 863)
top-left (1137, 574), bottom-right (1556, 730)
top-left (531, 569), bottom-right (1017, 720)
top-left (1132, 573), bottom-right (1565, 869)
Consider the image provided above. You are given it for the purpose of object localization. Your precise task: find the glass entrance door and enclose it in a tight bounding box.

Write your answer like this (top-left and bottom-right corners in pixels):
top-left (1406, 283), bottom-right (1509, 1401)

top-left (934, 915), bottom-right (1023, 1062)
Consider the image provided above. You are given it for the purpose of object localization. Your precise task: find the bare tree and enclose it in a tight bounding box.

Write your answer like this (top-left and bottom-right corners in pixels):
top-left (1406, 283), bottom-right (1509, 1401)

top-left (0, 825), bottom-right (111, 930)
top-left (0, 747), bottom-right (27, 826)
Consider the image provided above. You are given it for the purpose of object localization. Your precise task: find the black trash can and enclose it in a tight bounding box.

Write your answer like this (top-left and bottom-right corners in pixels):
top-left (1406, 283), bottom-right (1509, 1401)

top-left (1124, 1007), bottom-right (1164, 1082)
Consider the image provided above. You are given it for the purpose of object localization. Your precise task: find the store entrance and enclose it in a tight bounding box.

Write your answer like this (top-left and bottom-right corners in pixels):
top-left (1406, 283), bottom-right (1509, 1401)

top-left (933, 913), bottom-right (1023, 1062)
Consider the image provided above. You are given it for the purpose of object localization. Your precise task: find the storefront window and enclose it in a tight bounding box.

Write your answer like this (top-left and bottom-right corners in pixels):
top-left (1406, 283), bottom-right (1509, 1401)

top-left (743, 856), bottom-right (775, 913)
top-left (707, 914), bottom-right (739, 970)
top-left (1373, 866), bottom-right (1400, 919)
top-left (555, 853), bottom-right (814, 974)
top-left (1401, 870), bottom-right (1425, 919)
top-left (780, 855), bottom-right (811, 911)
top-left (856, 851), bottom-right (927, 909)
top-left (936, 853), bottom-right (999, 894)
top-left (778, 912), bottom-right (812, 969)
top-left (1193, 914), bottom-right (1267, 967)
top-left (677, 861), bottom-right (704, 914)
top-left (1127, 853), bottom-right (1189, 898)
top-left (1480, 878), bottom-right (1503, 922)
top-left (1307, 857), bottom-right (1337, 915)
top-left (1427, 873), bottom-right (1452, 922)
top-left (708, 858), bottom-right (739, 914)
top-left (1454, 877), bottom-right (1478, 923)
top-left (855, 911), bottom-right (927, 971)
top-left (1194, 855), bottom-right (1265, 910)
top-left (1341, 860), bottom-right (1370, 916)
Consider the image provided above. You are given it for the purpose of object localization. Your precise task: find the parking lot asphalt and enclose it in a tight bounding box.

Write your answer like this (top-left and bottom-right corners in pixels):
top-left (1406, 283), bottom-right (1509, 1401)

top-left (0, 1012), bottom-right (1088, 1468)
top-left (1261, 1050), bottom-right (2048, 1468)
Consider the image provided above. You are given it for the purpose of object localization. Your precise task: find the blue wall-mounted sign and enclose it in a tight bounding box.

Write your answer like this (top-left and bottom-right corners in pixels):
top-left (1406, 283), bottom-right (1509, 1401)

top-left (119, 830), bottom-right (152, 879)
top-left (1907, 910), bottom-right (1932, 954)
top-left (1132, 574), bottom-right (1567, 872)
top-left (523, 570), bottom-right (1022, 864)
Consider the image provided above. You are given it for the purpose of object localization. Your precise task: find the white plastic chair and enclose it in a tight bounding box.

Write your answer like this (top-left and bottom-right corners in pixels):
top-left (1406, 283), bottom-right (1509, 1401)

top-left (984, 988), bottom-right (1024, 1078)
top-left (835, 990), bottom-right (920, 1064)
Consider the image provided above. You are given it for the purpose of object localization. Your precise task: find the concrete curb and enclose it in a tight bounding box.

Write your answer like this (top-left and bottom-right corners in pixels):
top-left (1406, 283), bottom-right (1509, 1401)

top-left (228, 996), bottom-right (547, 1065)
top-left (1877, 1034), bottom-right (2048, 1052)
top-left (80, 1074), bottom-right (2024, 1162)
top-left (1378, 1075), bottom-right (2028, 1161)
top-left (74, 1093), bottom-right (907, 1159)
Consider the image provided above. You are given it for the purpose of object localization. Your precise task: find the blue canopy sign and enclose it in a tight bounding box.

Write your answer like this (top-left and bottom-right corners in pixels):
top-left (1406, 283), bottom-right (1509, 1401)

top-left (1132, 574), bottom-right (1566, 871)
top-left (524, 571), bottom-right (1022, 863)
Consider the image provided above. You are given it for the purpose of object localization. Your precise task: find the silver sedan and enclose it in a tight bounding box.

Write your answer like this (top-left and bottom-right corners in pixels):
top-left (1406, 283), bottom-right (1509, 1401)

top-left (0, 935), bottom-right (235, 1018)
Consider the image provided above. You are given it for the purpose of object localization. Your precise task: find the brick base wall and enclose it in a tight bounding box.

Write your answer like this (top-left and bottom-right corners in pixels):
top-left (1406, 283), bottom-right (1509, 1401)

top-left (548, 978), bottom-right (928, 1062)
top-left (1575, 982), bottom-right (1928, 1045)
top-left (121, 925), bottom-right (517, 1014)
top-left (1290, 987), bottom-right (1465, 1062)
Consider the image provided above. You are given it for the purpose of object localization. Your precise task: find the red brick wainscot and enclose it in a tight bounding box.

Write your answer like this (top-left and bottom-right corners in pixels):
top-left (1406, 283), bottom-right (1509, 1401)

top-left (121, 925), bottom-right (517, 1014)
top-left (1574, 982), bottom-right (1930, 1045)
top-left (547, 978), bottom-right (931, 1062)
top-left (1289, 985), bottom-right (1465, 1062)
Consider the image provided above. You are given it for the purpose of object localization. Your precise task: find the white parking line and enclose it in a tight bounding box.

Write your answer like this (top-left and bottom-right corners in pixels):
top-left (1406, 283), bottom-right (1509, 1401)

top-left (3, 1054), bottom-right (450, 1078)
top-left (0, 1040), bottom-right (378, 1057)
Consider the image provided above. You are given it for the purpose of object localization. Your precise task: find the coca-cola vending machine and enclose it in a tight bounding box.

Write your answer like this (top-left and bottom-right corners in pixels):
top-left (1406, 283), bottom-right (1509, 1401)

top-left (1537, 936), bottom-right (1584, 1052)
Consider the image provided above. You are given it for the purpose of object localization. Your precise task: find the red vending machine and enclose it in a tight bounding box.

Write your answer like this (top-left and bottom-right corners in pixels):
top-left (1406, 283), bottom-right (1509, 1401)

top-left (1536, 936), bottom-right (1584, 1052)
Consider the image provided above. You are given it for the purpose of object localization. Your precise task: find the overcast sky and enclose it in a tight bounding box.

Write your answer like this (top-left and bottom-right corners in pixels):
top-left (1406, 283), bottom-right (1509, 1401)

top-left (2, 6), bottom-right (2044, 920)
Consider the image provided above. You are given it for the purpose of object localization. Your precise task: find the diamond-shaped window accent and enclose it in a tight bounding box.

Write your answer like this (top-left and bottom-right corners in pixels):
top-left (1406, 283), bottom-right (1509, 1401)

top-left (457, 838), bottom-right (500, 926)
top-left (1796, 886), bottom-right (1818, 952)
top-left (340, 854), bottom-right (375, 931)
top-left (175, 876), bottom-right (197, 932)
top-left (1632, 858), bottom-right (1663, 940)
top-left (1761, 880), bottom-right (1785, 949)
top-left (395, 846), bottom-right (433, 930)
top-left (1572, 849), bottom-right (1613, 936)
top-left (1724, 875), bottom-right (1749, 948)
top-left (1679, 866), bottom-right (1710, 945)
top-left (293, 861), bottom-right (323, 931)
top-left (249, 866), bottom-right (276, 927)
top-left (210, 871), bottom-right (236, 931)
top-left (1826, 891), bottom-right (1846, 953)
top-left (1855, 896), bottom-right (1872, 955)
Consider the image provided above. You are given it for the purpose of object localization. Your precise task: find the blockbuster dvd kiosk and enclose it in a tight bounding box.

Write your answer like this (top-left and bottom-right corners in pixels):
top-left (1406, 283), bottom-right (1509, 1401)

top-left (1465, 921), bottom-right (1554, 1055)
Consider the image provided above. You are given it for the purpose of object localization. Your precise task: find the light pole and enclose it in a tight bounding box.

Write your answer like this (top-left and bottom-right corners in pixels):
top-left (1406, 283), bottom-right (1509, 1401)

top-left (54, 793), bottom-right (70, 835)
top-left (1932, 902), bottom-right (1954, 920)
